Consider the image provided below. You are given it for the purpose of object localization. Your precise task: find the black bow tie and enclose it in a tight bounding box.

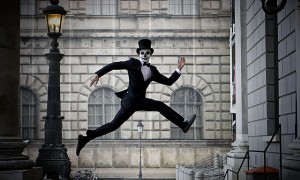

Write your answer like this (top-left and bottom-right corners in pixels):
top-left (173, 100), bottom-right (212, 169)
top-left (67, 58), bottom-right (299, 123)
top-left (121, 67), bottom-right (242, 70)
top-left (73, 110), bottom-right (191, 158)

top-left (143, 62), bottom-right (150, 67)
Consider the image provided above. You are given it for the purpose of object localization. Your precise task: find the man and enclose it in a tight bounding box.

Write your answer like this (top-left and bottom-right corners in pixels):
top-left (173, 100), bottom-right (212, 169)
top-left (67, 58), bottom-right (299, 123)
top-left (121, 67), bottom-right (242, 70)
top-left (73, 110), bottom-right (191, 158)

top-left (76, 39), bottom-right (196, 156)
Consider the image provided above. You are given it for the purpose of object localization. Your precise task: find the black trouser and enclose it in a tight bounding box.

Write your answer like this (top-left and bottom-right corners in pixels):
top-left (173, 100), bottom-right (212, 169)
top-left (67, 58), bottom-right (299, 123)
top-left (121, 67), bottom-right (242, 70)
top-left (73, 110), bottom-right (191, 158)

top-left (88, 97), bottom-right (185, 139)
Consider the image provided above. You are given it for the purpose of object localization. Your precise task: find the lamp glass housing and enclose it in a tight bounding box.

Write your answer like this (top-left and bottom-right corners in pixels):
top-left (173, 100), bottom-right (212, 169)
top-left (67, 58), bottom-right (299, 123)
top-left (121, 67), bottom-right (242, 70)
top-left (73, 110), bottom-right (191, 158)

top-left (137, 121), bottom-right (144, 134)
top-left (45, 13), bottom-right (65, 34)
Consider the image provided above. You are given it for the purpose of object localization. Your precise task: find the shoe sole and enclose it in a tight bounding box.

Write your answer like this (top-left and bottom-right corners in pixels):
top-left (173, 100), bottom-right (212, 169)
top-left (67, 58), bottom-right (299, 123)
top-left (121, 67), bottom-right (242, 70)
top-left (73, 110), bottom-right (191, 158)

top-left (183, 114), bottom-right (196, 133)
top-left (76, 134), bottom-right (83, 156)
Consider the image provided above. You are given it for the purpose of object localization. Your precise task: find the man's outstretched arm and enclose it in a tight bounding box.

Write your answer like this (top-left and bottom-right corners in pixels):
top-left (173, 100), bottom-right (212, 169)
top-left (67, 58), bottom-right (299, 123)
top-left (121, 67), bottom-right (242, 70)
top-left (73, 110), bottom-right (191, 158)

top-left (90, 60), bottom-right (131, 86)
top-left (153, 56), bottom-right (186, 85)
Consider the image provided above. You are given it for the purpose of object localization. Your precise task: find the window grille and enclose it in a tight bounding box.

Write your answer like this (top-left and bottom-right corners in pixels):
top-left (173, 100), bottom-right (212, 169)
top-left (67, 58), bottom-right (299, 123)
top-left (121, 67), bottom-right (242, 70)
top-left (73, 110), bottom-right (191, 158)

top-left (20, 0), bottom-right (36, 15)
top-left (170, 87), bottom-right (203, 139)
top-left (20, 87), bottom-right (38, 139)
top-left (168, 0), bottom-right (199, 15)
top-left (86, 0), bottom-right (117, 15)
top-left (88, 87), bottom-right (121, 139)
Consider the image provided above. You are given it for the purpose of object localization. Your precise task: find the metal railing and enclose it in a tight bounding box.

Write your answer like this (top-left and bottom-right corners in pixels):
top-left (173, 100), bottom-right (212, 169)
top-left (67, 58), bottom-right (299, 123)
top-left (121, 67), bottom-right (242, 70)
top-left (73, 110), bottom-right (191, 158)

top-left (223, 124), bottom-right (282, 180)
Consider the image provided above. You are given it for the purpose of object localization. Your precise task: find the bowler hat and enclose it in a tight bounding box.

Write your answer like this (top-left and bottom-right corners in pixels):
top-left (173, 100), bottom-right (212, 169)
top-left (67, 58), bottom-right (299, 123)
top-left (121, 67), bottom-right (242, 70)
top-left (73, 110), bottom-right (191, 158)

top-left (136, 39), bottom-right (154, 54)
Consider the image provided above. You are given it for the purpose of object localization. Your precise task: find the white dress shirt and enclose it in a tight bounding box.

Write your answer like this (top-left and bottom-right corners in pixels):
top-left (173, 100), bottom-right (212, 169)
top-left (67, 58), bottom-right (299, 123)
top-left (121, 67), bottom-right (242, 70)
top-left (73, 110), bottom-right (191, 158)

top-left (139, 60), bottom-right (181, 81)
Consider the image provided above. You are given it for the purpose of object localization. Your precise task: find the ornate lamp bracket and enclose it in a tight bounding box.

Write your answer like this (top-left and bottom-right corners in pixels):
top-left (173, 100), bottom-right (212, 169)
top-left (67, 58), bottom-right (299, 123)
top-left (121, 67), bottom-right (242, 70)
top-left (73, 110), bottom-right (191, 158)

top-left (260, 0), bottom-right (287, 15)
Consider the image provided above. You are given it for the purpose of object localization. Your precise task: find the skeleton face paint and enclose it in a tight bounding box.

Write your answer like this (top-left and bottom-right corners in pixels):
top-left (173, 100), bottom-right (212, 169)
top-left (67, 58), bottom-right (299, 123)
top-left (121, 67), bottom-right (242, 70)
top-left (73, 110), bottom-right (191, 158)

top-left (139, 49), bottom-right (152, 63)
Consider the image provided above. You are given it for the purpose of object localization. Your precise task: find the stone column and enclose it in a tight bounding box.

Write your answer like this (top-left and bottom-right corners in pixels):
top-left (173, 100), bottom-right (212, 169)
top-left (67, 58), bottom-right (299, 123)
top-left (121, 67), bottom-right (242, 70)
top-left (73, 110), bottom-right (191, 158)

top-left (0, 0), bottom-right (42, 179)
top-left (283, 1), bottom-right (300, 178)
top-left (223, 0), bottom-right (249, 180)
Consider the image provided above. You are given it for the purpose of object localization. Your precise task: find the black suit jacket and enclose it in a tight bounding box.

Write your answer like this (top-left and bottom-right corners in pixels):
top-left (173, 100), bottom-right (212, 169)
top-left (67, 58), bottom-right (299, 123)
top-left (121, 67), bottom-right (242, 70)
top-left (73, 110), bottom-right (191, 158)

top-left (95, 58), bottom-right (181, 107)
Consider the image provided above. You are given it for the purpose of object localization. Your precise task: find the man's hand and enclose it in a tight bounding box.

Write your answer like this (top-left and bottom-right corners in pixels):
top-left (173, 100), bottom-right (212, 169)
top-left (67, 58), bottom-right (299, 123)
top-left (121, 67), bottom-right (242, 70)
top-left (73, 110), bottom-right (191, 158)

top-left (90, 74), bottom-right (99, 87)
top-left (177, 56), bottom-right (186, 70)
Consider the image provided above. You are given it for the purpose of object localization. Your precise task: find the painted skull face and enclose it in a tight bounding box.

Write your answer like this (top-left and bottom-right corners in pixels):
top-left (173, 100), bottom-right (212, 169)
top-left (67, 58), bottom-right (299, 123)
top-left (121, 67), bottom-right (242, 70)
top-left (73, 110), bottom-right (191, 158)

top-left (139, 49), bottom-right (152, 63)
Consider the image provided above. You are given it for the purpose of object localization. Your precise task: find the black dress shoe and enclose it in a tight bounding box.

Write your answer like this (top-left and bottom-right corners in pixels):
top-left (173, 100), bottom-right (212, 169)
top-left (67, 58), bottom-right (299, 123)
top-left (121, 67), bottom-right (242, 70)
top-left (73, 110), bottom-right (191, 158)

top-left (86, 130), bottom-right (95, 137)
top-left (76, 134), bottom-right (89, 156)
top-left (182, 114), bottom-right (196, 133)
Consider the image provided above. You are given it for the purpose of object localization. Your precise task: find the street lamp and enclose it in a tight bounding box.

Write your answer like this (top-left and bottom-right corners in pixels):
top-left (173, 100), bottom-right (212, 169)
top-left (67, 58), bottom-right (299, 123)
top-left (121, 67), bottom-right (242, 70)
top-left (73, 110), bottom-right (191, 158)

top-left (35, 0), bottom-right (71, 179)
top-left (137, 121), bottom-right (144, 180)
top-left (43, 0), bottom-right (66, 52)
top-left (260, 0), bottom-right (287, 15)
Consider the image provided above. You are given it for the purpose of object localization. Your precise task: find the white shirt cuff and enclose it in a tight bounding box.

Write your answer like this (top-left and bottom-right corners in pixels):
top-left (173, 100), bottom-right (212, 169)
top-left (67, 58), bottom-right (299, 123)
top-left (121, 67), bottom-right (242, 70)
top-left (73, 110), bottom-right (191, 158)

top-left (175, 68), bottom-right (181, 74)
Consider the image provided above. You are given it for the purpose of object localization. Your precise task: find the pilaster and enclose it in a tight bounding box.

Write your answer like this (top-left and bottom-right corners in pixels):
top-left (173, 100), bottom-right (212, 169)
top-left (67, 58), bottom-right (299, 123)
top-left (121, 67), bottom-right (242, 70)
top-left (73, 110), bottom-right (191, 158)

top-left (0, 1), bottom-right (42, 179)
top-left (224, 0), bottom-right (249, 179)
top-left (283, 1), bottom-right (300, 178)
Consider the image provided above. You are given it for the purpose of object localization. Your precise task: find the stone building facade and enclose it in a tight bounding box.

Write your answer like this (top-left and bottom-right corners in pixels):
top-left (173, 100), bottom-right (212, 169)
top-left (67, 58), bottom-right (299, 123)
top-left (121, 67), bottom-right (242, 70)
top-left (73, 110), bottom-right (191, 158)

top-left (225, 0), bottom-right (300, 179)
top-left (20, 0), bottom-right (232, 178)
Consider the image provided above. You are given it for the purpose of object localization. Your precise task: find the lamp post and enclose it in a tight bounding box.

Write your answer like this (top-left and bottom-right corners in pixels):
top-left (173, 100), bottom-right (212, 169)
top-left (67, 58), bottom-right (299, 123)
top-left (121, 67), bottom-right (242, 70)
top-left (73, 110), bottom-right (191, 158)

top-left (137, 121), bottom-right (144, 180)
top-left (35, 0), bottom-right (71, 179)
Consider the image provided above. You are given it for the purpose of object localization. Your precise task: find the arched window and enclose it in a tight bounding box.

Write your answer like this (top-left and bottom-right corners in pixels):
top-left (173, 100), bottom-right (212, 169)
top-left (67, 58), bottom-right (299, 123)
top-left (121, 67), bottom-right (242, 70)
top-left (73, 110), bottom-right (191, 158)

top-left (20, 87), bottom-right (38, 139)
top-left (88, 87), bottom-right (121, 139)
top-left (170, 87), bottom-right (203, 139)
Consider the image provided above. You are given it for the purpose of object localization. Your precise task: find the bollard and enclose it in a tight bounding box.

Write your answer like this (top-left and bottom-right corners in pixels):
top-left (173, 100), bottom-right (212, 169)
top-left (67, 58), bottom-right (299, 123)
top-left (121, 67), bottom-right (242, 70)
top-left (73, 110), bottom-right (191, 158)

top-left (222, 154), bottom-right (227, 168)
top-left (195, 170), bottom-right (204, 180)
top-left (179, 166), bottom-right (184, 180)
top-left (184, 168), bottom-right (189, 180)
top-left (214, 153), bottom-right (220, 168)
top-left (182, 167), bottom-right (187, 180)
top-left (176, 165), bottom-right (180, 180)
top-left (178, 166), bottom-right (182, 180)
top-left (186, 168), bottom-right (195, 180)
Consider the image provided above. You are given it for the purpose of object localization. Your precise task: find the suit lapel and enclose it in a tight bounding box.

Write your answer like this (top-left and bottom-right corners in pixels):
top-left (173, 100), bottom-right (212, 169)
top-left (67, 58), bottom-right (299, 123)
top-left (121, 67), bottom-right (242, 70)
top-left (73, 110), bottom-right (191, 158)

top-left (148, 66), bottom-right (155, 80)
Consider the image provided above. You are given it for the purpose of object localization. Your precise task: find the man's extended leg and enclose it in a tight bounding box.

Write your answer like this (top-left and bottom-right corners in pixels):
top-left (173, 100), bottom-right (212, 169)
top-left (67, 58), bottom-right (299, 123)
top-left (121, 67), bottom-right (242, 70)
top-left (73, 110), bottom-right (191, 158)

top-left (76, 107), bottom-right (134, 156)
top-left (137, 98), bottom-right (196, 132)
top-left (87, 107), bottom-right (134, 138)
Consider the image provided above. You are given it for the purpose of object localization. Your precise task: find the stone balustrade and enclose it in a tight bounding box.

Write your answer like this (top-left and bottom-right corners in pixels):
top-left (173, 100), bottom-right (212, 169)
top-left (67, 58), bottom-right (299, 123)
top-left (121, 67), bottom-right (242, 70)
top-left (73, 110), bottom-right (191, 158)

top-left (176, 154), bottom-right (224, 180)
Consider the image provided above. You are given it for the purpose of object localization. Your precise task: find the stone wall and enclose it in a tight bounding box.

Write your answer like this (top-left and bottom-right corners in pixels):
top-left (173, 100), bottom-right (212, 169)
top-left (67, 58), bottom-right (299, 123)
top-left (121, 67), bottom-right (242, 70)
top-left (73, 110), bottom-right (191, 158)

top-left (246, 0), bottom-right (297, 170)
top-left (25, 139), bottom-right (231, 178)
top-left (277, 0), bottom-right (297, 155)
top-left (20, 0), bottom-right (232, 141)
